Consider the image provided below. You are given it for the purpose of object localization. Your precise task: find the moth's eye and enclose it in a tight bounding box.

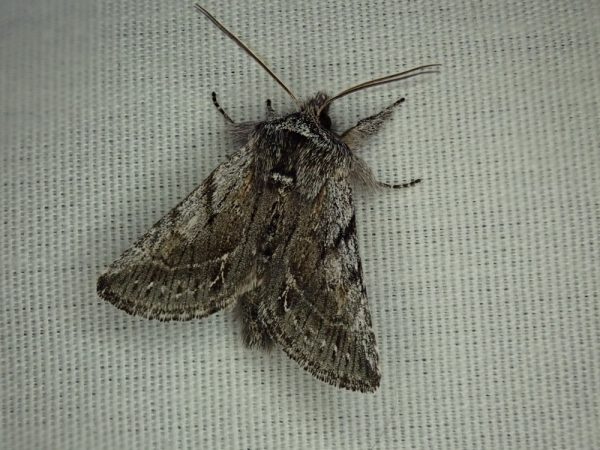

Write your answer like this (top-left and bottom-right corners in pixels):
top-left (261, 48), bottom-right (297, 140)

top-left (319, 113), bottom-right (332, 129)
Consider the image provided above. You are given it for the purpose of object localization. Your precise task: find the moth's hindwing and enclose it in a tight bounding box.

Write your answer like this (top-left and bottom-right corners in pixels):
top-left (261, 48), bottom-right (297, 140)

top-left (240, 176), bottom-right (380, 392)
top-left (97, 148), bottom-right (258, 321)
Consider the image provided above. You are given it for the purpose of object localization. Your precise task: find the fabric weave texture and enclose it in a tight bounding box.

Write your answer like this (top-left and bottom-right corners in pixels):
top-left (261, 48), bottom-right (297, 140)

top-left (1, 0), bottom-right (599, 448)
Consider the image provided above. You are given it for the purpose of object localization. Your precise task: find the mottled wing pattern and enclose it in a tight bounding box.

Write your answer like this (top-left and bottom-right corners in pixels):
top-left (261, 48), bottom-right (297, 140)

top-left (244, 176), bottom-right (380, 392)
top-left (97, 148), bottom-right (259, 320)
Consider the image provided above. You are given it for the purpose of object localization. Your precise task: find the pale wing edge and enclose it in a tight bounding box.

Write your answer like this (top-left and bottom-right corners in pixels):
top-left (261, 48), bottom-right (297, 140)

top-left (265, 315), bottom-right (380, 392)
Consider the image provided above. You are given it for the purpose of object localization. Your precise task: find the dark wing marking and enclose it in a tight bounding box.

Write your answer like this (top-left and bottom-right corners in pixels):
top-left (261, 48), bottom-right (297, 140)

top-left (98, 148), bottom-right (259, 321)
top-left (246, 177), bottom-right (380, 392)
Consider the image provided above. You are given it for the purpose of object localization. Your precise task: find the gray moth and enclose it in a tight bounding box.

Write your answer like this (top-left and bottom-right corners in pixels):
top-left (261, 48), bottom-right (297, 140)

top-left (97, 5), bottom-right (438, 392)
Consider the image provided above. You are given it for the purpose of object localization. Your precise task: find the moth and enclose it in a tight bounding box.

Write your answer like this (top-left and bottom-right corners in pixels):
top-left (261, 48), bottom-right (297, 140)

top-left (97, 5), bottom-right (439, 392)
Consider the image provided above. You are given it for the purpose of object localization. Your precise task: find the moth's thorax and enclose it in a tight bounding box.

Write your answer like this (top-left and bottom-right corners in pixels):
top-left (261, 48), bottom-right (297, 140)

top-left (251, 95), bottom-right (352, 199)
top-left (257, 92), bottom-right (337, 146)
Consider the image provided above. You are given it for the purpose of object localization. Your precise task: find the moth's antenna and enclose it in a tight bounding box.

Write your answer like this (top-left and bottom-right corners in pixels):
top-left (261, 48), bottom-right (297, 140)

top-left (194, 5), bottom-right (300, 105)
top-left (319, 64), bottom-right (441, 114)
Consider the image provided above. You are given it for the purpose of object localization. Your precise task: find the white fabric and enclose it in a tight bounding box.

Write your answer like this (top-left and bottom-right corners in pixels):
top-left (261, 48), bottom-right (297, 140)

top-left (1, 0), bottom-right (599, 448)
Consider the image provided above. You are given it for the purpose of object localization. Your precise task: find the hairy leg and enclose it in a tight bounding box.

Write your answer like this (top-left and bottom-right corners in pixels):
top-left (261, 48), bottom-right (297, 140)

top-left (351, 156), bottom-right (421, 190)
top-left (265, 99), bottom-right (276, 119)
top-left (211, 91), bottom-right (234, 123)
top-left (341, 97), bottom-right (405, 147)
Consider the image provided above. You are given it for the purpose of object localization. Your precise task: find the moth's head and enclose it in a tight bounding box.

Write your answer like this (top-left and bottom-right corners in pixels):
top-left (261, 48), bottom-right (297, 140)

top-left (300, 92), bottom-right (332, 130)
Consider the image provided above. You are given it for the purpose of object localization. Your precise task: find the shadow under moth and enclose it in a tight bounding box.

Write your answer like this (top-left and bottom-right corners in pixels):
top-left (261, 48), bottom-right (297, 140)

top-left (97, 5), bottom-right (439, 392)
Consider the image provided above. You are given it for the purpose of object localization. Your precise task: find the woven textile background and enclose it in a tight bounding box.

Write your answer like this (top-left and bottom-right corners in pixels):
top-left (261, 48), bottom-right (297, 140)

top-left (1, 0), bottom-right (599, 448)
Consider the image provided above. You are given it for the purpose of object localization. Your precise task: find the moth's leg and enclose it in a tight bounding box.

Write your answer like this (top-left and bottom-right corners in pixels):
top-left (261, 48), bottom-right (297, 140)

top-left (234, 294), bottom-right (275, 350)
top-left (380, 179), bottom-right (421, 189)
top-left (341, 97), bottom-right (405, 148)
top-left (351, 156), bottom-right (421, 190)
top-left (265, 99), bottom-right (276, 119)
top-left (212, 91), bottom-right (235, 124)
